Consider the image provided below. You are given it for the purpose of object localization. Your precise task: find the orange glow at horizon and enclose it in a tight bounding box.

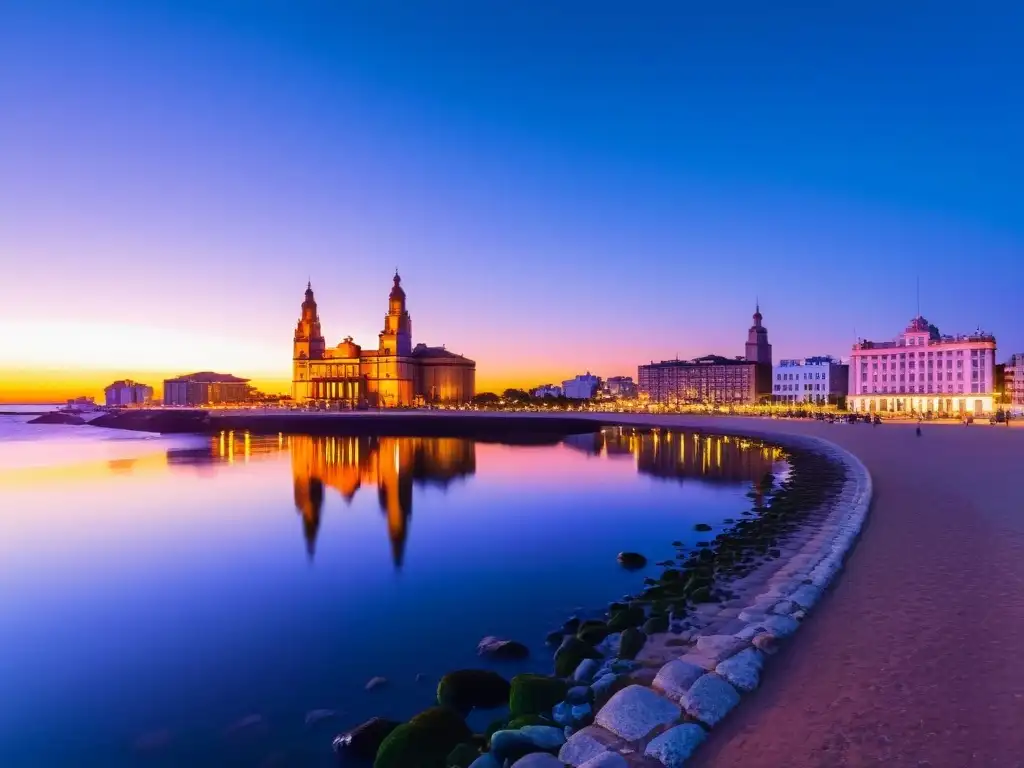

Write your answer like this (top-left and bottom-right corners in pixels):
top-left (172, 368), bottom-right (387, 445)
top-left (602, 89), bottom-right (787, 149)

top-left (0, 365), bottom-right (566, 404)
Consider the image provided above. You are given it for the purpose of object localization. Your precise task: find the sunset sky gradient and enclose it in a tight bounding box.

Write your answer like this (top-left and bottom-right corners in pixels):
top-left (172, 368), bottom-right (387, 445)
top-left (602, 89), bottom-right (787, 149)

top-left (2, 1), bottom-right (1022, 402)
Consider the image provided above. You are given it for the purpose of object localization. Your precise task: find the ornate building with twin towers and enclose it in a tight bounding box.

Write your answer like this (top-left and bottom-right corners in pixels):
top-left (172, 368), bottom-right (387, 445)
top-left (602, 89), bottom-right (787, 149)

top-left (292, 272), bottom-right (475, 406)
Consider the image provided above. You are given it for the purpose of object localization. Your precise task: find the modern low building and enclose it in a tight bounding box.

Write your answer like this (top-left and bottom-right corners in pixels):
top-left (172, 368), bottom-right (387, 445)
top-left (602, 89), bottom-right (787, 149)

top-left (562, 373), bottom-right (601, 400)
top-left (292, 273), bottom-right (475, 406)
top-left (163, 372), bottom-right (250, 406)
top-left (532, 384), bottom-right (563, 398)
top-left (104, 380), bottom-right (154, 407)
top-left (638, 304), bottom-right (773, 406)
top-left (603, 376), bottom-right (638, 398)
top-left (1004, 353), bottom-right (1024, 412)
top-left (848, 316), bottom-right (997, 416)
top-left (772, 356), bottom-right (849, 404)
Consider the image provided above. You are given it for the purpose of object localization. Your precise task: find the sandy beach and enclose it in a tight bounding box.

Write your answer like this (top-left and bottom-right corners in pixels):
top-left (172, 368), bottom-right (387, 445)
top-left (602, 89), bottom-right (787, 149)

top-left (597, 415), bottom-right (1024, 767)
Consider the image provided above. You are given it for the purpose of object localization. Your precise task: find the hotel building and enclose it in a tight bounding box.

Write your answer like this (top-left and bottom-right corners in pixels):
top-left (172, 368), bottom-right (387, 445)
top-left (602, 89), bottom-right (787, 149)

top-left (848, 316), bottom-right (997, 416)
top-left (638, 305), bottom-right (773, 405)
top-left (772, 356), bottom-right (849, 404)
top-left (292, 273), bottom-right (475, 407)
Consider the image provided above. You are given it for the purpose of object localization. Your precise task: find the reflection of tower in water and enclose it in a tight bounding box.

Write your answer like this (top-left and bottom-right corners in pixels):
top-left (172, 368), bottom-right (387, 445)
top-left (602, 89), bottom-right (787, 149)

top-left (288, 435), bottom-right (476, 567)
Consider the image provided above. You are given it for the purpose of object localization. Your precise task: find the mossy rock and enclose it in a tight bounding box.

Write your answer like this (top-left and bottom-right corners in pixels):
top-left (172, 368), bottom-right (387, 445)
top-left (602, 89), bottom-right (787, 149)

top-left (554, 636), bottom-right (601, 678)
top-left (660, 568), bottom-right (682, 583)
top-left (437, 670), bottom-right (511, 713)
top-left (607, 605), bottom-right (645, 632)
top-left (642, 614), bottom-right (669, 634)
top-left (509, 674), bottom-right (569, 717)
top-left (694, 523), bottom-right (713, 532)
top-left (690, 586), bottom-right (713, 603)
top-left (619, 627), bottom-right (647, 660)
top-left (445, 742), bottom-right (480, 768)
top-left (374, 707), bottom-right (471, 768)
top-left (577, 621), bottom-right (609, 645)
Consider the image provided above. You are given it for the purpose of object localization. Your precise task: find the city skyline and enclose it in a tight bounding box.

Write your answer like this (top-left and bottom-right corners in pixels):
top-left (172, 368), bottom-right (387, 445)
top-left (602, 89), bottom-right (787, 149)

top-left (3, 1), bottom-right (1023, 402)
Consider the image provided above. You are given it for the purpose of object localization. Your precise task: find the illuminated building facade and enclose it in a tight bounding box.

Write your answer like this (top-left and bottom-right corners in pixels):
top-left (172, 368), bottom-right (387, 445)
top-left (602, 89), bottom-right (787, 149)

top-left (163, 372), bottom-right (249, 405)
top-left (772, 356), bottom-right (849, 404)
top-left (1005, 354), bottom-right (1024, 412)
top-left (562, 373), bottom-right (601, 400)
top-left (848, 316), bottom-right (997, 415)
top-left (638, 305), bottom-right (772, 405)
top-left (291, 273), bottom-right (475, 407)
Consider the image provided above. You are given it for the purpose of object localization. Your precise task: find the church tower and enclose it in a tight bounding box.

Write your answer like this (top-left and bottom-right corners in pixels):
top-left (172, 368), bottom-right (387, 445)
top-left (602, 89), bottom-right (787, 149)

top-left (293, 282), bottom-right (326, 400)
top-left (745, 302), bottom-right (772, 365)
top-left (378, 271), bottom-right (412, 356)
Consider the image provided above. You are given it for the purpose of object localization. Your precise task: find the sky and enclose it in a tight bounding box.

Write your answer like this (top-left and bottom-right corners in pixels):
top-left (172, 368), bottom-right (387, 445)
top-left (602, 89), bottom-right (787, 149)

top-left (1, 0), bottom-right (1022, 402)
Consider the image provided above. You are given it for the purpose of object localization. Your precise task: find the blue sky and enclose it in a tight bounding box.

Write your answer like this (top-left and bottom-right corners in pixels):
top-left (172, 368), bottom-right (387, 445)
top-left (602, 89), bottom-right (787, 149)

top-left (1, 0), bottom-right (1021, 394)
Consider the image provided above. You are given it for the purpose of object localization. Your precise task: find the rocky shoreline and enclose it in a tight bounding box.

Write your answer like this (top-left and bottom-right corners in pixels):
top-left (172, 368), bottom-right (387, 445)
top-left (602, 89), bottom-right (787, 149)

top-left (332, 429), bottom-right (872, 768)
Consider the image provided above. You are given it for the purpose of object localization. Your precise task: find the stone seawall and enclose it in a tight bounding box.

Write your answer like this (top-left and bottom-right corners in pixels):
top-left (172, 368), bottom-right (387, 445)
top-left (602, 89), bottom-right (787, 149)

top-left (552, 428), bottom-right (872, 767)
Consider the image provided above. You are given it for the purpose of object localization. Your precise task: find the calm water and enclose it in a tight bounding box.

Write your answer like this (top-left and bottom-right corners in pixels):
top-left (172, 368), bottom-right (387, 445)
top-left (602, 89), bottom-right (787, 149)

top-left (0, 418), bottom-right (783, 767)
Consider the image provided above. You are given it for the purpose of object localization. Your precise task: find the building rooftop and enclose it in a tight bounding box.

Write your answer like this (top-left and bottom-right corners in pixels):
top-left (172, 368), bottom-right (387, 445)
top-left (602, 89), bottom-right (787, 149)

top-left (643, 354), bottom-right (757, 367)
top-left (165, 372), bottom-right (251, 383)
top-left (410, 344), bottom-right (475, 363)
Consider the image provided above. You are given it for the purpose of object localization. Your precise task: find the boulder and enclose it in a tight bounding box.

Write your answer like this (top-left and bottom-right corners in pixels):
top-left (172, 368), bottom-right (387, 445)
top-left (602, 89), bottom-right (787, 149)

top-left (468, 754), bottom-right (502, 768)
top-left (652, 660), bottom-right (706, 701)
top-left (606, 606), bottom-right (645, 633)
top-left (373, 707), bottom-right (471, 768)
top-left (558, 726), bottom-right (616, 765)
top-left (642, 615), bottom-right (669, 635)
top-left (572, 659), bottom-right (601, 685)
top-left (332, 717), bottom-right (400, 761)
top-left (576, 620), bottom-right (610, 645)
top-left (518, 725), bottom-right (566, 750)
top-left (478, 636), bottom-right (530, 661)
top-left (507, 714), bottom-right (556, 730)
top-left (715, 648), bottom-right (763, 692)
top-left (566, 686), bottom-right (592, 704)
top-left (680, 674), bottom-right (741, 727)
top-left (616, 552), bottom-right (647, 569)
top-left (759, 614), bottom-right (799, 638)
top-left (594, 685), bottom-right (681, 742)
top-left (694, 523), bottom-right (713, 532)
top-left (510, 674), bottom-right (569, 718)
top-left (618, 628), bottom-right (646, 661)
top-left (437, 670), bottom-right (511, 713)
top-left (554, 637), bottom-right (602, 677)
top-left (644, 723), bottom-right (708, 767)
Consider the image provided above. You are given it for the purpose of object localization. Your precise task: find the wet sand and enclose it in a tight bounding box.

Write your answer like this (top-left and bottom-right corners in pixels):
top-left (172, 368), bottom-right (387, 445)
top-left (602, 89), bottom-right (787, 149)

top-left (606, 415), bottom-right (1024, 768)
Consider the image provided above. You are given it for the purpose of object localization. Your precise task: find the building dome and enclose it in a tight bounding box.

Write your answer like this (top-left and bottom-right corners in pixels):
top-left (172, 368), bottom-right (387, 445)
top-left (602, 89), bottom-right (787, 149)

top-left (389, 271), bottom-right (405, 301)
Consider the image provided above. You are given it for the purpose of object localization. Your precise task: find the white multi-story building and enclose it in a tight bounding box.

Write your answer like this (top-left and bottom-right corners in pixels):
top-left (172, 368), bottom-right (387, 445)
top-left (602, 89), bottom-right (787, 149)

top-left (848, 316), bottom-right (996, 416)
top-left (603, 376), bottom-right (638, 398)
top-left (562, 373), bottom-right (601, 400)
top-left (772, 356), bottom-right (849, 404)
top-left (104, 380), bottom-right (154, 407)
top-left (532, 384), bottom-right (563, 399)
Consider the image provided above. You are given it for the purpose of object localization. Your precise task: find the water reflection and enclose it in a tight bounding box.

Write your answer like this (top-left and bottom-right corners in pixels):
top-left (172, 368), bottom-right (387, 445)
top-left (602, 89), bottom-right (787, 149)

top-left (167, 433), bottom-right (477, 567)
top-left (590, 427), bottom-right (784, 483)
top-left (162, 428), bottom-right (779, 567)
